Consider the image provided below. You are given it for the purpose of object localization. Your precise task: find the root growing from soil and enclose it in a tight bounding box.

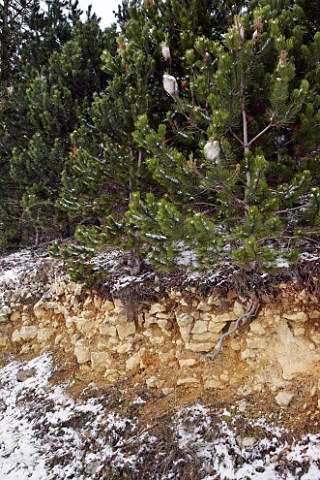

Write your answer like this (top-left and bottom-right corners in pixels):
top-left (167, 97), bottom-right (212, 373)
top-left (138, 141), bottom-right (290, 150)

top-left (206, 292), bottom-right (261, 361)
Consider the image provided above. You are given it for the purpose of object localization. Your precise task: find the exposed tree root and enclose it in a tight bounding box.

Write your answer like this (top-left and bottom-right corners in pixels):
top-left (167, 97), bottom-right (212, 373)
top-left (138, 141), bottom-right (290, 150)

top-left (206, 292), bottom-right (261, 361)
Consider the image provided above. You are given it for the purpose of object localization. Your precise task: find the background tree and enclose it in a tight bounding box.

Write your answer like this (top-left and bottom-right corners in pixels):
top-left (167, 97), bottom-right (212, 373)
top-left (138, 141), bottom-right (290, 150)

top-left (9, 12), bottom-right (113, 244)
top-left (0, 0), bottom-right (39, 87)
top-left (0, 0), bottom-right (43, 247)
top-left (0, 2), bottom-right (117, 248)
top-left (0, 0), bottom-right (84, 248)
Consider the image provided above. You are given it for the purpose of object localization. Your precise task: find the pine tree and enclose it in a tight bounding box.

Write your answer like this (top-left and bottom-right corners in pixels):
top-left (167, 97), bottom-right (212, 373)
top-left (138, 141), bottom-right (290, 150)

top-left (0, 6), bottom-right (111, 247)
top-left (126, 2), bottom-right (318, 272)
top-left (0, 0), bottom-right (42, 247)
top-left (54, 0), bottom-right (320, 280)
top-left (56, 0), bottom-right (168, 277)
top-left (55, 0), bottom-right (248, 278)
top-left (0, 0), bottom-right (40, 87)
top-left (0, 1), bottom-right (83, 249)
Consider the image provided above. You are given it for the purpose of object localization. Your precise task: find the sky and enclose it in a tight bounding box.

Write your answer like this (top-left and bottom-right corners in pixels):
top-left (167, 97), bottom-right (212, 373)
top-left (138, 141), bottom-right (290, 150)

top-left (77, 0), bottom-right (122, 28)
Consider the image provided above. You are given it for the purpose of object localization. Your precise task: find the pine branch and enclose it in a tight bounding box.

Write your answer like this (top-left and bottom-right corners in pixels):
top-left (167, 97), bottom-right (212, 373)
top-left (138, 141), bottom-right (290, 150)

top-left (229, 127), bottom-right (244, 146)
top-left (10, 0), bottom-right (35, 23)
top-left (248, 122), bottom-right (273, 148)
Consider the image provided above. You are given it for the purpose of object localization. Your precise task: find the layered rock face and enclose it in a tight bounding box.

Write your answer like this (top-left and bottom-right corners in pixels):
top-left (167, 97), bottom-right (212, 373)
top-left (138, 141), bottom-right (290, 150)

top-left (1, 254), bottom-right (320, 405)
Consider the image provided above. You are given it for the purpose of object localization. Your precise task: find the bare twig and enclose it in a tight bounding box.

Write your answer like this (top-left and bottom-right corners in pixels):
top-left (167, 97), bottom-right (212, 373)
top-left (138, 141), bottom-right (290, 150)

top-left (206, 292), bottom-right (260, 361)
top-left (229, 127), bottom-right (244, 146)
top-left (248, 122), bottom-right (273, 148)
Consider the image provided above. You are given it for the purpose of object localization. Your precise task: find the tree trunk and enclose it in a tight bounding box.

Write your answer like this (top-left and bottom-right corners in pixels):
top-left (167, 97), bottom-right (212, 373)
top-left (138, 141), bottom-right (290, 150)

top-left (0, 0), bottom-right (11, 87)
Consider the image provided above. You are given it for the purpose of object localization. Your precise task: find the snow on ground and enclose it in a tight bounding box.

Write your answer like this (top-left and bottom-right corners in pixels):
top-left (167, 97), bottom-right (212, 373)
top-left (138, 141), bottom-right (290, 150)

top-left (0, 247), bottom-right (153, 295)
top-left (0, 355), bottom-right (320, 479)
top-left (0, 249), bottom-right (49, 285)
top-left (0, 355), bottom-right (137, 479)
top-left (1, 244), bottom-right (319, 299)
top-left (1, 248), bottom-right (320, 478)
top-left (0, 249), bottom-right (67, 309)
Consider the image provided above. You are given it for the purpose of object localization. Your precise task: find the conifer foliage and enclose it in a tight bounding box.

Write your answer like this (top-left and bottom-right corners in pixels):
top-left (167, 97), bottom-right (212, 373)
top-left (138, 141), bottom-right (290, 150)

top-left (55, 0), bottom-right (320, 280)
top-left (0, 0), bottom-right (319, 281)
top-left (0, 1), bottom-right (115, 247)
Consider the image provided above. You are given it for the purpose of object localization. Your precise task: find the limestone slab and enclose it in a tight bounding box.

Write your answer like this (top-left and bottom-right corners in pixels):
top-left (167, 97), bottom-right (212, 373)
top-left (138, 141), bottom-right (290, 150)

top-left (74, 319), bottom-right (95, 334)
top-left (178, 358), bottom-right (197, 368)
top-left (214, 312), bottom-right (237, 322)
top-left (20, 326), bottom-right (38, 341)
top-left (283, 312), bottom-right (308, 322)
top-left (116, 322), bottom-right (136, 340)
top-left (179, 325), bottom-right (192, 342)
top-left (126, 353), bottom-right (141, 372)
top-left (116, 342), bottom-right (134, 354)
top-left (149, 335), bottom-right (165, 345)
top-left (146, 376), bottom-right (163, 388)
top-left (204, 377), bottom-right (224, 390)
top-left (101, 300), bottom-right (115, 313)
top-left (192, 332), bottom-right (214, 342)
top-left (91, 352), bottom-right (111, 371)
top-left (33, 307), bottom-right (47, 319)
top-left (208, 321), bottom-right (226, 334)
top-left (186, 341), bottom-right (217, 353)
top-left (0, 335), bottom-right (8, 347)
top-left (37, 328), bottom-right (54, 344)
top-left (176, 313), bottom-right (194, 326)
top-left (191, 320), bottom-right (208, 334)
top-left (149, 303), bottom-right (166, 315)
top-left (159, 351), bottom-right (175, 364)
top-left (10, 311), bottom-right (21, 321)
top-left (196, 301), bottom-right (212, 312)
top-left (249, 322), bottom-right (266, 335)
top-left (99, 324), bottom-right (117, 337)
top-left (275, 391), bottom-right (294, 407)
top-left (74, 343), bottom-right (90, 364)
top-left (177, 377), bottom-right (199, 386)
top-left (234, 301), bottom-right (245, 316)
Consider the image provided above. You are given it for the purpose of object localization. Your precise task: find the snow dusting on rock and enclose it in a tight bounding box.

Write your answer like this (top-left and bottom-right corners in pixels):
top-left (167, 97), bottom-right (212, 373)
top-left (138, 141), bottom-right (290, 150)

top-left (0, 355), bottom-right (320, 479)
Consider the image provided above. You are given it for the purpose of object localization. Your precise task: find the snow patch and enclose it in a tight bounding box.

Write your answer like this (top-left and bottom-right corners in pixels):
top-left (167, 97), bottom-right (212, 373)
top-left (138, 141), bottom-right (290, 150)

top-left (1, 356), bottom-right (319, 479)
